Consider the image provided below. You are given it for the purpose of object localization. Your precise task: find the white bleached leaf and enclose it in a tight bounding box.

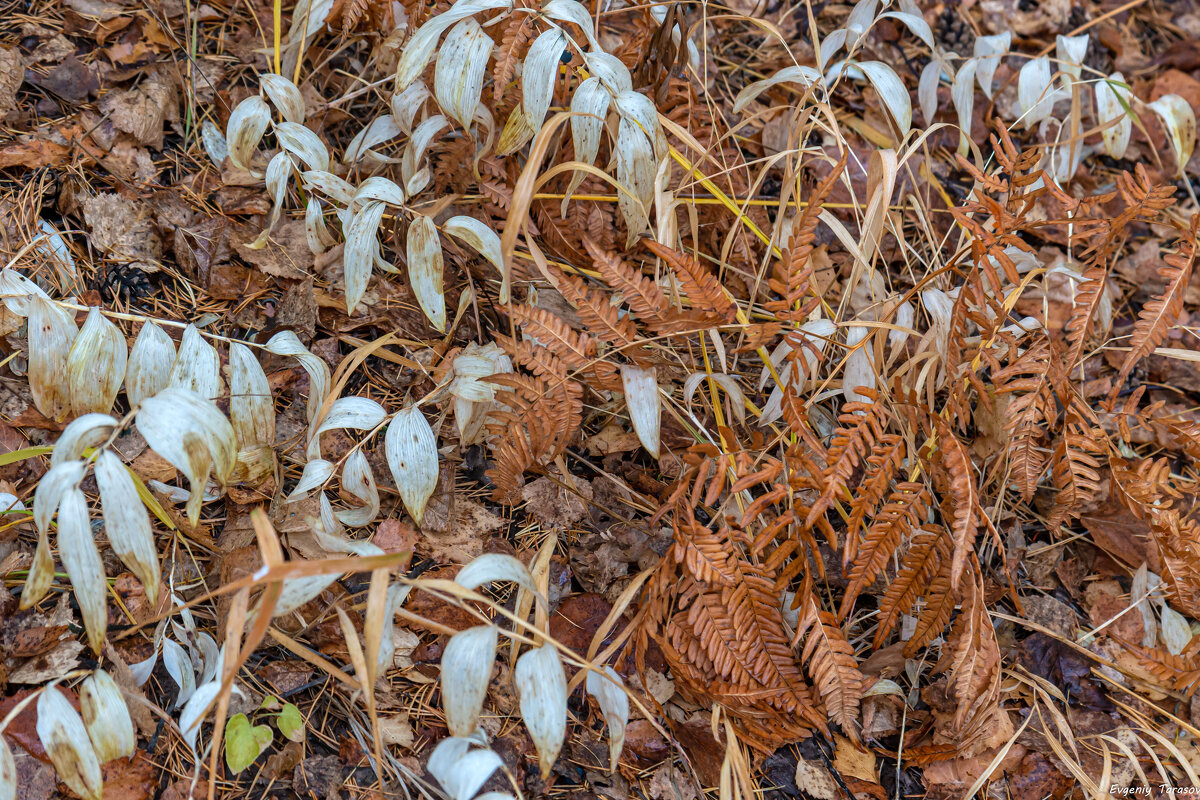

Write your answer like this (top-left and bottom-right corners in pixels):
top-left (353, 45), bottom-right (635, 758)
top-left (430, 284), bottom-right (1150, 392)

top-left (456, 553), bottom-right (539, 596)
top-left (354, 176), bottom-right (407, 207)
top-left (288, 459), bottom-right (334, 500)
top-left (95, 450), bottom-right (160, 602)
top-left (302, 170), bottom-right (357, 205)
top-left (620, 364), bottom-right (659, 459)
top-left (515, 644), bottom-right (568, 779)
top-left (225, 95), bottom-right (271, 171)
top-left (259, 73), bottom-right (306, 123)
top-left (583, 51), bottom-right (632, 95)
top-left (385, 406), bottom-right (438, 524)
top-left (344, 200), bottom-right (387, 315)
top-left (442, 215), bottom-right (504, 282)
top-left (615, 115), bottom-right (654, 242)
top-left (521, 28), bottom-right (567, 134)
top-left (1055, 34), bottom-right (1089, 81)
top-left (442, 625), bottom-right (499, 736)
top-left (973, 32), bottom-right (1010, 97)
top-left (274, 573), bottom-right (342, 617)
top-left (1133, 564), bottom-right (1160, 648)
top-left (1017, 55), bottom-right (1056, 128)
top-left (37, 687), bottom-right (103, 800)
top-left (308, 396), bottom-right (387, 460)
top-left (265, 331), bottom-right (330, 425)
top-left (843, 325), bottom-right (876, 404)
top-left (844, 0), bottom-right (879, 50)
top-left (1095, 73), bottom-right (1133, 159)
top-left (760, 320), bottom-right (835, 425)
top-left (1148, 94), bottom-right (1197, 177)
top-left (163, 638), bottom-right (197, 704)
top-left (879, 11), bottom-right (933, 50)
top-left (542, 0), bottom-right (600, 49)
top-left (859, 61), bottom-right (911, 137)
top-left (305, 197), bottom-right (334, 254)
top-left (275, 121), bottom-right (330, 171)
top-left (435, 17), bottom-right (493, 130)
top-left (395, 0), bottom-right (513, 90)
top-left (427, 737), bottom-right (504, 800)
top-left (59, 487), bottom-right (107, 652)
top-left (408, 214), bottom-right (446, 332)
top-left (585, 667), bottom-right (628, 771)
top-left (564, 77), bottom-right (610, 206)
top-left (27, 295), bottom-right (78, 421)
top-left (52, 413), bottom-right (117, 467)
top-left (137, 387), bottom-right (236, 522)
top-left (66, 308), bottom-right (127, 416)
top-left (818, 28), bottom-right (848, 72)
top-left (1160, 604), bottom-right (1192, 655)
top-left (80, 670), bottom-right (136, 762)
top-left (0, 734), bottom-right (14, 800)
top-left (179, 681), bottom-right (223, 755)
top-left (344, 115), bottom-right (403, 163)
top-left (614, 91), bottom-right (665, 159)
top-left (168, 324), bottom-right (221, 400)
top-left (391, 82), bottom-right (431, 133)
top-left (336, 449), bottom-right (379, 526)
top-left (918, 59), bottom-right (942, 126)
top-left (402, 115), bottom-right (449, 186)
top-left (22, 459), bottom-right (86, 609)
top-left (126, 321), bottom-right (176, 407)
top-left (229, 343), bottom-right (274, 448)
top-left (201, 119), bottom-right (228, 166)
top-left (0, 266), bottom-right (51, 316)
top-left (952, 58), bottom-right (978, 154)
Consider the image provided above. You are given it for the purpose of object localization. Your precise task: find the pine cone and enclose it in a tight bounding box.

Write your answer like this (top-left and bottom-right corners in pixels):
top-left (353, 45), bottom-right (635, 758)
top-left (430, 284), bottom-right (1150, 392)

top-left (935, 7), bottom-right (975, 55)
top-left (100, 262), bottom-right (153, 301)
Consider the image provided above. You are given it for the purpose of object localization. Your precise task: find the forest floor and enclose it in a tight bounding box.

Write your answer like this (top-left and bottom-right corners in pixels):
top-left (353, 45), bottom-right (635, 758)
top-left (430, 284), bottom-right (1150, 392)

top-left (3, 0), bottom-right (1200, 798)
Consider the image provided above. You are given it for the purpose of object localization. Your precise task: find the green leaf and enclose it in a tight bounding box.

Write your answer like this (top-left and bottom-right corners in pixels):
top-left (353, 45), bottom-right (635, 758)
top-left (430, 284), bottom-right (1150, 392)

top-left (277, 703), bottom-right (305, 743)
top-left (224, 714), bottom-right (273, 774)
top-left (260, 695), bottom-right (281, 711)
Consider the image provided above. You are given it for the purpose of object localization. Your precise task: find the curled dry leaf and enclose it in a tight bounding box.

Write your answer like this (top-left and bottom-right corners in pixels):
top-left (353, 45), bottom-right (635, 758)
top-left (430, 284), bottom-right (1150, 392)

top-left (407, 214), bottom-right (446, 332)
top-left (168, 324), bottom-right (221, 401)
top-left (1147, 94), bottom-right (1197, 177)
top-left (1095, 74), bottom-right (1132, 159)
top-left (259, 73), bottom-right (306, 123)
top-left (126, 321), bottom-right (176, 407)
top-left (620, 364), bottom-right (660, 459)
top-left (37, 686), bottom-right (103, 800)
top-left (385, 406), bottom-right (438, 524)
top-left (27, 295), bottom-right (78, 421)
top-left (442, 624), bottom-right (499, 736)
top-left (66, 308), bottom-right (127, 416)
top-left (225, 95), bottom-right (271, 170)
top-left (585, 667), bottom-right (629, 771)
top-left (515, 644), bottom-right (568, 779)
top-left (434, 17), bottom-right (493, 130)
top-left (80, 670), bottom-right (136, 762)
top-left (95, 449), bottom-right (160, 603)
top-left (58, 486), bottom-right (107, 653)
top-left (427, 736), bottom-right (504, 800)
top-left (52, 413), bottom-right (116, 466)
top-left (22, 459), bottom-right (87, 609)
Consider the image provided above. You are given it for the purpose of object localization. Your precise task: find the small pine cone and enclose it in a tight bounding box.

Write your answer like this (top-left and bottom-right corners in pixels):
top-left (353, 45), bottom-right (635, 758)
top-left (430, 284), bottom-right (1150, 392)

top-left (101, 262), bottom-right (153, 301)
top-left (935, 7), bottom-right (975, 55)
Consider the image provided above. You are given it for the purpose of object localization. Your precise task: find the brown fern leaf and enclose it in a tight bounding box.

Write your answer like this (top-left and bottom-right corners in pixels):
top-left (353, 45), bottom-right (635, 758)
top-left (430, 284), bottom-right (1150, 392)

top-left (508, 304), bottom-right (596, 371)
top-left (767, 151), bottom-right (848, 322)
top-left (1045, 409), bottom-right (1104, 530)
top-left (492, 8), bottom-right (535, 104)
top-left (993, 333), bottom-right (1058, 501)
top-left (497, 335), bottom-right (570, 380)
top-left (1063, 262), bottom-right (1109, 369)
top-left (556, 272), bottom-right (639, 346)
top-left (1108, 215), bottom-right (1199, 406)
top-left (844, 434), bottom-right (905, 559)
top-left (934, 419), bottom-right (982, 590)
top-left (641, 239), bottom-right (738, 322)
top-left (1148, 508), bottom-right (1200, 620)
top-left (875, 526), bottom-right (951, 649)
top-left (934, 567), bottom-right (1003, 756)
top-left (484, 373), bottom-right (582, 502)
top-left (840, 482), bottom-right (929, 620)
top-left (805, 397), bottom-right (890, 529)
top-left (904, 542), bottom-right (960, 658)
top-left (1115, 638), bottom-right (1200, 695)
top-left (796, 588), bottom-right (864, 738)
top-left (582, 236), bottom-right (672, 327)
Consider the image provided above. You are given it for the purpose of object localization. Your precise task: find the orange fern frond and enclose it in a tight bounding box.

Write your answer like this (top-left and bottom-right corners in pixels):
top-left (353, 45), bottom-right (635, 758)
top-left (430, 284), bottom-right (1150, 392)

top-left (796, 588), bottom-right (864, 739)
top-left (582, 236), bottom-right (671, 327)
top-left (641, 239), bottom-right (737, 322)
top-left (840, 482), bottom-right (929, 620)
top-left (556, 272), bottom-right (639, 345)
top-left (805, 397), bottom-right (890, 530)
top-left (875, 526), bottom-right (951, 649)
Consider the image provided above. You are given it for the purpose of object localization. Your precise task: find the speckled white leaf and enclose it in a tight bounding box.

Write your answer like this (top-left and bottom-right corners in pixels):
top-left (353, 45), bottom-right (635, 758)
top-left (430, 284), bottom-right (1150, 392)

top-left (408, 215), bottom-right (446, 332)
top-left (1017, 55), bottom-right (1056, 128)
top-left (442, 625), bottom-right (498, 736)
top-left (226, 95), bottom-right (270, 171)
top-left (395, 0), bottom-right (512, 90)
top-left (58, 487), bottom-right (107, 653)
top-left (125, 321), bottom-right (175, 407)
top-left (385, 406), bottom-right (438, 524)
top-left (168, 324), bottom-right (220, 401)
top-left (859, 61), bottom-right (911, 137)
top-left (265, 331), bottom-right (330, 425)
top-left (435, 17), bottom-right (493, 130)
top-left (66, 308), bottom-right (127, 416)
top-left (620, 364), bottom-right (659, 459)
top-left (343, 200), bottom-right (386, 315)
top-left (585, 667), bottom-right (628, 771)
top-left (1095, 73), bottom-right (1132, 159)
top-left (95, 449), bottom-right (159, 602)
top-left (179, 681), bottom-right (222, 755)
top-left (1148, 94), bottom-right (1196, 177)
top-left (307, 396), bottom-right (387, 460)
top-left (27, 295), bottom-right (78, 421)
top-left (336, 449), bottom-right (379, 527)
top-left (521, 27), bottom-right (567, 134)
top-left (80, 670), bottom-right (136, 762)
top-left (37, 687), bottom-right (102, 800)
top-left (515, 644), bottom-right (567, 779)
top-left (259, 73), bottom-right (306, 123)
top-left (52, 414), bottom-right (116, 467)
top-left (427, 737), bottom-right (503, 800)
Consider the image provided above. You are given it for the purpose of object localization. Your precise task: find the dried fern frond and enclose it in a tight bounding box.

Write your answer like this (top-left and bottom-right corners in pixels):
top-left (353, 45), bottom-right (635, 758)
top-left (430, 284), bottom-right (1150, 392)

top-left (795, 586), bottom-right (864, 739)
